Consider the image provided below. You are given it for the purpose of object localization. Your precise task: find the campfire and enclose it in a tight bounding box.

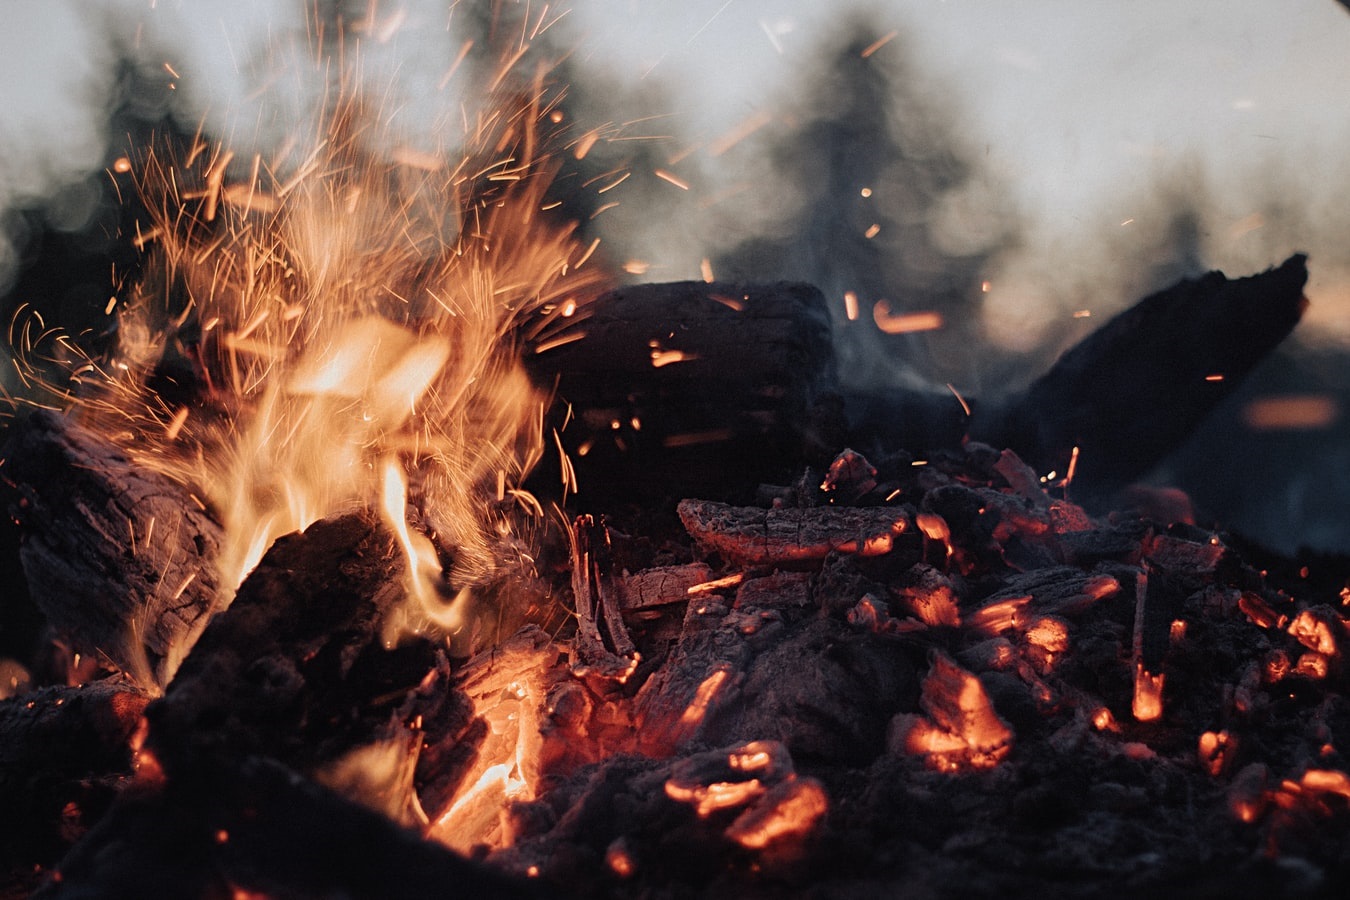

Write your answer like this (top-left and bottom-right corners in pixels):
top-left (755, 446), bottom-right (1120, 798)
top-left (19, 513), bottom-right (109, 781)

top-left (3, 8), bottom-right (1350, 900)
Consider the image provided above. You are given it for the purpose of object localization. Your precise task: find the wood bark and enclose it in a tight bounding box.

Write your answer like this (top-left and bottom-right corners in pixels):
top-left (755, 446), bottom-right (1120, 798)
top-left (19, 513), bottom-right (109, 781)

top-left (1, 408), bottom-right (223, 686)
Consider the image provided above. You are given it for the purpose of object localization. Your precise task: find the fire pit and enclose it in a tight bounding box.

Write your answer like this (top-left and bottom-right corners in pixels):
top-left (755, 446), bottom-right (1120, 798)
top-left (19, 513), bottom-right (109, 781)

top-left (2, 8), bottom-right (1348, 900)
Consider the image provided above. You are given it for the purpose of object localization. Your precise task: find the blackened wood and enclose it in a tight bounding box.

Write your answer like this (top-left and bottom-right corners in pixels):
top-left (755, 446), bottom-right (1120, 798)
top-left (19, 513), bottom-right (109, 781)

top-left (528, 280), bottom-right (839, 502)
top-left (974, 254), bottom-right (1308, 496)
top-left (145, 512), bottom-right (473, 783)
top-left (0, 680), bottom-right (149, 885)
top-left (37, 757), bottom-right (545, 900)
top-left (569, 515), bottom-right (639, 683)
top-left (1, 408), bottom-right (224, 686)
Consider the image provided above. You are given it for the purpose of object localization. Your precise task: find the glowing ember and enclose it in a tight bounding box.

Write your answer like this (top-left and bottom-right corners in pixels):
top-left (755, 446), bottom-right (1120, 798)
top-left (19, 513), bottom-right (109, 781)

top-left (1198, 730), bottom-right (1237, 777)
top-left (725, 777), bottom-right (829, 849)
top-left (1132, 662), bottom-right (1165, 723)
top-left (893, 652), bottom-right (1013, 772)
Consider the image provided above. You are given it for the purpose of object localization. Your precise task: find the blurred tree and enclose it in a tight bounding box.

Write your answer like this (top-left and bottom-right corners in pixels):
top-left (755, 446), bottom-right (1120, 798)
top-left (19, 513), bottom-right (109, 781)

top-left (715, 17), bottom-right (1019, 390)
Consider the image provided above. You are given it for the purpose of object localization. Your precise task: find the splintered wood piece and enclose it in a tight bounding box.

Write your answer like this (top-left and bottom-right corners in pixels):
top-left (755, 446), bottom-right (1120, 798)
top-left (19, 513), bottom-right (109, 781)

top-left (1, 409), bottom-right (224, 687)
top-left (569, 515), bottom-right (639, 683)
top-left (677, 499), bottom-right (911, 567)
top-left (618, 563), bottom-right (713, 611)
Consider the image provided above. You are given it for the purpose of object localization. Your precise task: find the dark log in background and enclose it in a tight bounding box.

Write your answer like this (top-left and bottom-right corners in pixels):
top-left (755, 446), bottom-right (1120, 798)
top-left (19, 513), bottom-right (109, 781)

top-left (532, 256), bottom-right (1308, 507)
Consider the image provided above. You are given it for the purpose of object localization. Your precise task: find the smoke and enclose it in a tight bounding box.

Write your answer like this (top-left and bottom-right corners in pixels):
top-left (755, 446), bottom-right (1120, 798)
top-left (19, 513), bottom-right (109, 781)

top-left (708, 15), bottom-right (1020, 393)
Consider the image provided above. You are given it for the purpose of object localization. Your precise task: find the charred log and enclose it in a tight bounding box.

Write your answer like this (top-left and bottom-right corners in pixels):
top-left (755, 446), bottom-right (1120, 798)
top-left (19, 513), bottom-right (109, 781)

top-left (145, 512), bottom-right (477, 814)
top-left (37, 757), bottom-right (542, 900)
top-left (531, 257), bottom-right (1307, 507)
top-left (0, 679), bottom-right (149, 893)
top-left (1, 408), bottom-right (224, 686)
top-left (528, 280), bottom-right (840, 502)
top-left (973, 253), bottom-right (1309, 497)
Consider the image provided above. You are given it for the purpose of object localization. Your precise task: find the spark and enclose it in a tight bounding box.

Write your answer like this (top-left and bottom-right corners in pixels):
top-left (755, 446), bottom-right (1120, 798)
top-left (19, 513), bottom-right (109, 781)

top-left (164, 407), bottom-right (190, 441)
top-left (438, 40), bottom-right (476, 89)
top-left (573, 130), bottom-right (600, 159)
top-left (872, 302), bottom-right (943, 334)
top-left (945, 383), bottom-right (971, 418)
top-left (688, 0), bottom-right (735, 45)
top-left (533, 331), bottom-right (588, 355)
top-left (573, 237), bottom-right (602, 269)
top-left (700, 259), bottom-right (715, 283)
top-left (860, 30), bottom-right (899, 58)
top-left (651, 349), bottom-right (697, 368)
top-left (843, 291), bottom-right (859, 321)
top-left (169, 572), bottom-right (198, 603)
top-left (1063, 445), bottom-right (1080, 491)
top-left (654, 169), bottom-right (690, 190)
top-left (864, 223), bottom-right (881, 239)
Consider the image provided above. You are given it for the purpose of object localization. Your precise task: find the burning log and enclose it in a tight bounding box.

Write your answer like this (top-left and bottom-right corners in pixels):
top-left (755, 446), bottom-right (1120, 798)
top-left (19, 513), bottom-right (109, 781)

top-left (32, 511), bottom-right (545, 897)
top-left (1, 409), bottom-right (224, 686)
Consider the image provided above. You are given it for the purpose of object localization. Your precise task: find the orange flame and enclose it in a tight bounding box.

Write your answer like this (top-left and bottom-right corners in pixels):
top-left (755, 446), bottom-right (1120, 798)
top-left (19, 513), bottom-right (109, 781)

top-left (7, 20), bottom-right (611, 685)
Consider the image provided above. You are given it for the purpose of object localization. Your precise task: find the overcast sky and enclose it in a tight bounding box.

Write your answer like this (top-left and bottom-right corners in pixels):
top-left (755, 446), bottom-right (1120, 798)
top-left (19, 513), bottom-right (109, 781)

top-left (3, 1), bottom-right (1350, 345)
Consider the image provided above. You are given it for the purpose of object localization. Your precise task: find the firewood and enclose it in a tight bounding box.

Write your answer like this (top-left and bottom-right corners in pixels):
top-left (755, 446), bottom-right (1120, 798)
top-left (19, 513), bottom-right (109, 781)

top-left (145, 511), bottom-right (475, 812)
top-left (0, 680), bottom-right (149, 887)
top-left (677, 498), bottom-right (912, 567)
top-left (1, 409), bottom-right (224, 686)
top-left (39, 756), bottom-right (543, 899)
top-left (569, 515), bottom-right (640, 684)
top-left (974, 254), bottom-right (1308, 497)
top-left (528, 280), bottom-right (840, 502)
top-left (531, 257), bottom-right (1306, 507)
